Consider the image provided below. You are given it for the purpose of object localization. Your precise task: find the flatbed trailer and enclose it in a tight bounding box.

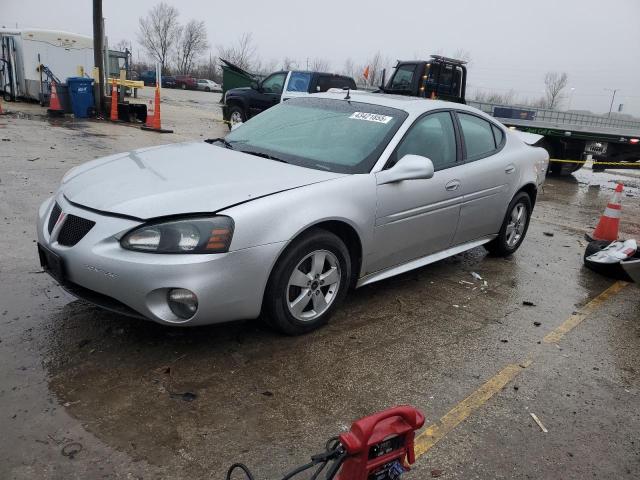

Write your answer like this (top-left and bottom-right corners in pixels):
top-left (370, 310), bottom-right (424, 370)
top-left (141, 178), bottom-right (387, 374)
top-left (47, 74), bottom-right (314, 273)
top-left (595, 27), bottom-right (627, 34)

top-left (467, 101), bottom-right (640, 175)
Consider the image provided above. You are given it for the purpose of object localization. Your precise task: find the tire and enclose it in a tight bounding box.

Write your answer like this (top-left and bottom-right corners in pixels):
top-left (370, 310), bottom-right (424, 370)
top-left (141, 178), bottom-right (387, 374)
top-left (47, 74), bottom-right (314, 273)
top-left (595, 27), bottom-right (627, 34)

top-left (227, 105), bottom-right (246, 130)
top-left (205, 87), bottom-right (210, 92)
top-left (263, 229), bottom-right (351, 335)
top-left (484, 192), bottom-right (532, 256)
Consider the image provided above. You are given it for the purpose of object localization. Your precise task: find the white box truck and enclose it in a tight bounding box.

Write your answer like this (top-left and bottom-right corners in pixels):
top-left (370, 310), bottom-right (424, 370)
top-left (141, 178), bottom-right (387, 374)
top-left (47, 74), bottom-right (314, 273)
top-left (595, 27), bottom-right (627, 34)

top-left (0, 28), bottom-right (94, 102)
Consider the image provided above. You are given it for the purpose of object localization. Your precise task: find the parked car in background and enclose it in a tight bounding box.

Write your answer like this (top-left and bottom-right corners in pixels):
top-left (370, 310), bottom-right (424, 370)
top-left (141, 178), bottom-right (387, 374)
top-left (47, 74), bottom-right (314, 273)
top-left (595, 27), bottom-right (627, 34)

top-left (175, 75), bottom-right (197, 90)
top-left (138, 70), bottom-right (157, 86)
top-left (37, 92), bottom-right (548, 335)
top-left (222, 70), bottom-right (357, 127)
top-left (162, 76), bottom-right (177, 88)
top-left (197, 79), bottom-right (221, 92)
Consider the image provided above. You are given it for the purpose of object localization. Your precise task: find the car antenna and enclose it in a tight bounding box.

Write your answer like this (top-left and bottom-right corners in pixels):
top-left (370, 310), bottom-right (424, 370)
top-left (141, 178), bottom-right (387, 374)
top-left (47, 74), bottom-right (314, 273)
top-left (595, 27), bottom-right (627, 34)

top-left (343, 86), bottom-right (351, 100)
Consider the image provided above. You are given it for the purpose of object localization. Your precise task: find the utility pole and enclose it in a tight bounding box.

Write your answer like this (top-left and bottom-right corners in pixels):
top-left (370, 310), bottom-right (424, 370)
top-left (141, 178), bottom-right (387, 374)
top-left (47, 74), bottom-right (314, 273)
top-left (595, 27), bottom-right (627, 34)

top-left (606, 88), bottom-right (618, 118)
top-left (93, 0), bottom-right (105, 114)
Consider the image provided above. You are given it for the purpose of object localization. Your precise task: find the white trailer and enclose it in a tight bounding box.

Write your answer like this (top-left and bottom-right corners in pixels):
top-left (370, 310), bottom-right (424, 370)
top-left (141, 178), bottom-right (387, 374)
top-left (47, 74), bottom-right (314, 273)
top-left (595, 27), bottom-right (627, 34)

top-left (0, 28), bottom-right (93, 102)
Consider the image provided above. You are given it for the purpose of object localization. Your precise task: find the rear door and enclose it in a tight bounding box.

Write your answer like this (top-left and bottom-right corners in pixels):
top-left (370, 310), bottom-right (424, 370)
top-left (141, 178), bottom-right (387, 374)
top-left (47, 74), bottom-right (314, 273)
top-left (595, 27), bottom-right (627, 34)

top-left (452, 112), bottom-right (516, 244)
top-left (370, 110), bottom-right (464, 273)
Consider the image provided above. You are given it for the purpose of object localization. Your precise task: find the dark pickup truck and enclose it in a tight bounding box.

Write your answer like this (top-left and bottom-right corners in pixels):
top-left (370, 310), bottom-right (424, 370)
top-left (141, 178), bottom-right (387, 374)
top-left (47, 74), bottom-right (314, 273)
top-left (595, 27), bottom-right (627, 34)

top-left (222, 70), bottom-right (356, 127)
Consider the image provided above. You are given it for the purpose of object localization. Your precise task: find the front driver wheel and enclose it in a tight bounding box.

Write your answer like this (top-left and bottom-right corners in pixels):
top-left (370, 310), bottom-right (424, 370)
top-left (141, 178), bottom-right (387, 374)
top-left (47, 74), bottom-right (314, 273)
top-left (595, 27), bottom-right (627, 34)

top-left (264, 229), bottom-right (351, 335)
top-left (484, 192), bottom-right (532, 256)
top-left (227, 105), bottom-right (246, 130)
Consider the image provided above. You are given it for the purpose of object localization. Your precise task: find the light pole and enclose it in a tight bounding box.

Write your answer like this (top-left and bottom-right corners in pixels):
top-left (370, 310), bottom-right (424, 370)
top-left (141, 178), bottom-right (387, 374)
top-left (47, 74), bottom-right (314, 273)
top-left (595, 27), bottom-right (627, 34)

top-left (605, 88), bottom-right (619, 118)
top-left (568, 87), bottom-right (575, 110)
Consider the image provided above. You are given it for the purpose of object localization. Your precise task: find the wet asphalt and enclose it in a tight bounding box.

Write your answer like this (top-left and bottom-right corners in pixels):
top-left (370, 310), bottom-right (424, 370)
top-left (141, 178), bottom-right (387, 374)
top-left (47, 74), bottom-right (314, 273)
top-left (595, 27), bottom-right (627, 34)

top-left (0, 95), bottom-right (638, 479)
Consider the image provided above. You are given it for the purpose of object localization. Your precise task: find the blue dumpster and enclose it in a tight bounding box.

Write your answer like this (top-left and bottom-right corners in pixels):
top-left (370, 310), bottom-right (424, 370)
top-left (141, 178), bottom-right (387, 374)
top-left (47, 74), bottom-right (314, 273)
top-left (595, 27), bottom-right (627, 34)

top-left (67, 77), bottom-right (95, 118)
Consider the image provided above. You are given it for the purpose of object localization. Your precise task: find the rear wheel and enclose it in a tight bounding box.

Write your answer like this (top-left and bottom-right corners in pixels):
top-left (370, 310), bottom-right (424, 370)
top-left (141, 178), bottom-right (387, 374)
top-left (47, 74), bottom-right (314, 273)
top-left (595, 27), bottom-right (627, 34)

top-left (484, 192), bottom-right (532, 256)
top-left (263, 229), bottom-right (351, 335)
top-left (205, 86), bottom-right (210, 92)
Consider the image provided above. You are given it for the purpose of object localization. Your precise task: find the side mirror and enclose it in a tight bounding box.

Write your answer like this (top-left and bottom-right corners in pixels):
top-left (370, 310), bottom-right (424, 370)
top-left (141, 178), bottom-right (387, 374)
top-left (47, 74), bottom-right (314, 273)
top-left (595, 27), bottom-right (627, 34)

top-left (250, 80), bottom-right (260, 90)
top-left (376, 154), bottom-right (435, 185)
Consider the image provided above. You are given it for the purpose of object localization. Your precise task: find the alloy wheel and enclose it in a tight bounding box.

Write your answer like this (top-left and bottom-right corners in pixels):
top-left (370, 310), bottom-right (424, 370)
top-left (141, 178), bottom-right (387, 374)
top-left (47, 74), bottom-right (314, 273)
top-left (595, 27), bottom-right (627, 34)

top-left (286, 250), bottom-right (341, 322)
top-left (506, 202), bottom-right (527, 248)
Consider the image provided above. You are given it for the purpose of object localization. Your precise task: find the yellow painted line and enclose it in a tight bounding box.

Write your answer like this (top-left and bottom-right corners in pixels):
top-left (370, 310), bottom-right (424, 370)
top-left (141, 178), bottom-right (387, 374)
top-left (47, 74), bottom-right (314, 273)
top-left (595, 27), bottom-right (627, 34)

top-left (414, 360), bottom-right (531, 458)
top-left (543, 281), bottom-right (628, 344)
top-left (413, 281), bottom-right (628, 460)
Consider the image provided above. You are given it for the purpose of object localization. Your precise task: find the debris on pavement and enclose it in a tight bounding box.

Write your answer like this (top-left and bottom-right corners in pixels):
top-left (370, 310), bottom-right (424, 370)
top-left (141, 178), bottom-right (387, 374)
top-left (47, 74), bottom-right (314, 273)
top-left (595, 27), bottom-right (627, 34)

top-left (543, 232), bottom-right (554, 237)
top-left (431, 469), bottom-right (444, 477)
top-left (523, 301), bottom-right (536, 307)
top-left (61, 442), bottom-right (83, 458)
top-left (530, 412), bottom-right (548, 433)
top-left (533, 321), bottom-right (542, 327)
top-left (471, 272), bottom-right (483, 281)
top-left (584, 239), bottom-right (638, 280)
top-left (170, 391), bottom-right (197, 402)
top-left (27, 157), bottom-right (40, 162)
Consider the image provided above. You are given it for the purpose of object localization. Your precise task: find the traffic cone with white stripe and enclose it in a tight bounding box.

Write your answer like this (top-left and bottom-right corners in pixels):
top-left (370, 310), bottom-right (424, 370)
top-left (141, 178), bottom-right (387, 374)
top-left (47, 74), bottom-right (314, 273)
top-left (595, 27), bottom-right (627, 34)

top-left (591, 183), bottom-right (623, 241)
top-left (47, 81), bottom-right (64, 116)
top-left (109, 78), bottom-right (119, 121)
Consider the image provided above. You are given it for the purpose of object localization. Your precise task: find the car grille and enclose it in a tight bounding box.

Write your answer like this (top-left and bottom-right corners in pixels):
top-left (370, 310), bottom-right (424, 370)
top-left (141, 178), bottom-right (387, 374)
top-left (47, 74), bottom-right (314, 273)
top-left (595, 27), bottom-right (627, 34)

top-left (57, 214), bottom-right (95, 246)
top-left (47, 202), bottom-right (62, 234)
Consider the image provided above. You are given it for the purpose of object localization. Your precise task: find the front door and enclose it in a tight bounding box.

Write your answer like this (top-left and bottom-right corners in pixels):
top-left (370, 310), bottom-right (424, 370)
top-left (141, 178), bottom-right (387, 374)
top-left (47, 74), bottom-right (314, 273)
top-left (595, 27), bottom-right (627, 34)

top-left (369, 111), bottom-right (464, 273)
top-left (249, 72), bottom-right (287, 117)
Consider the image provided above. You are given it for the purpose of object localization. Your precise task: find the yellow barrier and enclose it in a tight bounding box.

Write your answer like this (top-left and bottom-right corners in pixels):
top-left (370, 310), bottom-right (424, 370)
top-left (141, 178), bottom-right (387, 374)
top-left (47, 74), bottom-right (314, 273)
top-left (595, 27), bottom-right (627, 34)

top-left (550, 158), bottom-right (639, 167)
top-left (106, 77), bottom-right (145, 89)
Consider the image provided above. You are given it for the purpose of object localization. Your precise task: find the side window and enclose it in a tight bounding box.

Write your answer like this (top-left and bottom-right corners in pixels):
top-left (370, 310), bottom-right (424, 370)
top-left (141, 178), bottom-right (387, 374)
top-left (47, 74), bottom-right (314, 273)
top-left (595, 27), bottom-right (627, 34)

top-left (491, 124), bottom-right (504, 146)
top-left (389, 64), bottom-right (416, 91)
top-left (286, 72), bottom-right (312, 93)
top-left (395, 112), bottom-right (457, 170)
top-left (262, 73), bottom-right (287, 94)
top-left (458, 113), bottom-right (497, 160)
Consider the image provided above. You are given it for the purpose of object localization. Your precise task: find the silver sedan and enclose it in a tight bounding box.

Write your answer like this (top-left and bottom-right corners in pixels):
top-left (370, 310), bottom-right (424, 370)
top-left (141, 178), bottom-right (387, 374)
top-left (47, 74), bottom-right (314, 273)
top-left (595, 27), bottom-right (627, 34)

top-left (36, 92), bottom-right (548, 334)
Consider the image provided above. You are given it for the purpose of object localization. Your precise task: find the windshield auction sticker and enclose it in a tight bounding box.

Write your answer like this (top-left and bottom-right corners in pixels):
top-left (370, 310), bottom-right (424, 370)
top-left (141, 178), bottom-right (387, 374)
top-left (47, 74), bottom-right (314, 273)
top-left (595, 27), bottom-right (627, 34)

top-left (349, 112), bottom-right (393, 124)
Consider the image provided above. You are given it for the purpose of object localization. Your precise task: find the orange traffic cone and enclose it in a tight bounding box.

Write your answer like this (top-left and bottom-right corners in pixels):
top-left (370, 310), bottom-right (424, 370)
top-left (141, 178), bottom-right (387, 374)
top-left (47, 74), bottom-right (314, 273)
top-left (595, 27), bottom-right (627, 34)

top-left (141, 85), bottom-right (173, 133)
top-left (47, 81), bottom-right (64, 116)
top-left (110, 78), bottom-right (119, 121)
top-left (591, 183), bottom-right (623, 241)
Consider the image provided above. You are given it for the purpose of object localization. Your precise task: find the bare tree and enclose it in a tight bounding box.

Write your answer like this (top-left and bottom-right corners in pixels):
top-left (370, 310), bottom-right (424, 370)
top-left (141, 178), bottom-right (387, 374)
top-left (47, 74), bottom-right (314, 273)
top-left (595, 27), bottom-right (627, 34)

top-left (343, 58), bottom-right (355, 79)
top-left (544, 71), bottom-right (568, 109)
top-left (137, 2), bottom-right (181, 73)
top-left (112, 39), bottom-right (132, 53)
top-left (310, 58), bottom-right (331, 72)
top-left (281, 57), bottom-right (298, 70)
top-left (217, 33), bottom-right (257, 71)
top-left (175, 19), bottom-right (208, 74)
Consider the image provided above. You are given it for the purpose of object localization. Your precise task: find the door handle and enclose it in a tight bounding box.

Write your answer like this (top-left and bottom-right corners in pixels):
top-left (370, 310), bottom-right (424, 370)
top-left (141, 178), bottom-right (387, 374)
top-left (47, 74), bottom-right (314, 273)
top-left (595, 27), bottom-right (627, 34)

top-left (505, 165), bottom-right (516, 174)
top-left (445, 180), bottom-right (461, 191)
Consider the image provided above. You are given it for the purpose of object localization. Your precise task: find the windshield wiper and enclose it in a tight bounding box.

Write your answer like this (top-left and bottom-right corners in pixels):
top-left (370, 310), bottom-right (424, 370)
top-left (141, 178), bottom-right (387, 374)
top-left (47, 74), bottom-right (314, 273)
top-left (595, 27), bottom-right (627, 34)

top-left (204, 137), bottom-right (234, 149)
top-left (239, 150), bottom-right (289, 164)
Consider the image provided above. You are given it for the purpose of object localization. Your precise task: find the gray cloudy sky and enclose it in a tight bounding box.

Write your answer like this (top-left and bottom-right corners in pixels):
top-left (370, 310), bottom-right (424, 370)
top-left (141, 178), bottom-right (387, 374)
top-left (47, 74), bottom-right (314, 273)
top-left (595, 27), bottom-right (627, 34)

top-left (4, 0), bottom-right (640, 116)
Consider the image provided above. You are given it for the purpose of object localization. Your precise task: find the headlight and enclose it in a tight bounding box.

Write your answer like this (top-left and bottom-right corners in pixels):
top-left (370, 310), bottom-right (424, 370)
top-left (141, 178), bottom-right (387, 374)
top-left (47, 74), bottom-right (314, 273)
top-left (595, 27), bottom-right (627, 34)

top-left (120, 216), bottom-right (234, 254)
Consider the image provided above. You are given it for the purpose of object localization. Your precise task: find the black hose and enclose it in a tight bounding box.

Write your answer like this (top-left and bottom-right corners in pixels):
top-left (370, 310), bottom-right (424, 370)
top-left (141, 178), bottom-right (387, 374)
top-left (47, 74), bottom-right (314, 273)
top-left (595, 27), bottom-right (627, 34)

top-left (225, 463), bottom-right (256, 480)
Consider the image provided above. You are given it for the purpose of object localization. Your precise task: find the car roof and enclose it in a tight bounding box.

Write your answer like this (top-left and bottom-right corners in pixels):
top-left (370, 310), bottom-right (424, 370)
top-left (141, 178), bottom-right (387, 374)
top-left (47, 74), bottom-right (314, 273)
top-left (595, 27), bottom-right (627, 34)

top-left (310, 90), bottom-right (482, 116)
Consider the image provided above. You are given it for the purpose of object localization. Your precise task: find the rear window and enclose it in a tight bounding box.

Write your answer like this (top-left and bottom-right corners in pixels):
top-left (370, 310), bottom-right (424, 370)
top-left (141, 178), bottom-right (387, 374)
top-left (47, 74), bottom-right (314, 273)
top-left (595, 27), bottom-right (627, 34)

top-left (316, 75), bottom-right (356, 92)
top-left (458, 113), bottom-right (499, 160)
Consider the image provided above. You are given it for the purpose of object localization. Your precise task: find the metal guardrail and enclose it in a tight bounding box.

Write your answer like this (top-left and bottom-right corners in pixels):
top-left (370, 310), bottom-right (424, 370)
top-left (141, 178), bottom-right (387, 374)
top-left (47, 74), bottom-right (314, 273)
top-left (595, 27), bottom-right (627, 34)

top-left (468, 100), bottom-right (640, 132)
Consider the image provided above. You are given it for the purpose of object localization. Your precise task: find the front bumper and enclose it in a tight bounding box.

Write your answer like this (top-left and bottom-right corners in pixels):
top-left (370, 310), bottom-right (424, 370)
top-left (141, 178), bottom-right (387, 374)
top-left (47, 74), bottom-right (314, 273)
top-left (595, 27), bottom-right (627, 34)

top-left (37, 195), bottom-right (284, 326)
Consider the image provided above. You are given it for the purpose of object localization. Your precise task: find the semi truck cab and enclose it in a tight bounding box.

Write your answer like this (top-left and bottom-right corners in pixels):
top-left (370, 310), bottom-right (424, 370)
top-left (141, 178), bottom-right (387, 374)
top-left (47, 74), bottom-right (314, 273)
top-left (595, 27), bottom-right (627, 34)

top-left (382, 55), bottom-right (467, 103)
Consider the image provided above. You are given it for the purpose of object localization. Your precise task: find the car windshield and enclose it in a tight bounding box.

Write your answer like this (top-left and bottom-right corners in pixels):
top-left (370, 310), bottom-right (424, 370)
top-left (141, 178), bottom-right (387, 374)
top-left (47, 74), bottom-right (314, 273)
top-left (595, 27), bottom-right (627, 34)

top-left (224, 98), bottom-right (407, 173)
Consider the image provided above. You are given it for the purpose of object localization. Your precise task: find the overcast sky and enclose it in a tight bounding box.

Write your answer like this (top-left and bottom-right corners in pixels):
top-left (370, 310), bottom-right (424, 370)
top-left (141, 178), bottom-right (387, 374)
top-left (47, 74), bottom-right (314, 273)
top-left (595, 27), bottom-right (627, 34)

top-left (4, 0), bottom-right (640, 116)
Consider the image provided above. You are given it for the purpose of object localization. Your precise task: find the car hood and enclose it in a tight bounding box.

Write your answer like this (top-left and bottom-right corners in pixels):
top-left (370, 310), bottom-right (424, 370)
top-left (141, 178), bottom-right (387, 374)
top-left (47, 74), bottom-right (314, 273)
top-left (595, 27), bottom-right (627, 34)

top-left (61, 142), bottom-right (344, 219)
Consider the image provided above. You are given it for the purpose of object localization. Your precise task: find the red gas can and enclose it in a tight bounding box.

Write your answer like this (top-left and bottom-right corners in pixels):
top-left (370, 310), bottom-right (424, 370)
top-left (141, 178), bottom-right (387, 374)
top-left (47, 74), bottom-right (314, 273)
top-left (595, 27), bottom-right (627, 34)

top-left (335, 406), bottom-right (425, 480)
